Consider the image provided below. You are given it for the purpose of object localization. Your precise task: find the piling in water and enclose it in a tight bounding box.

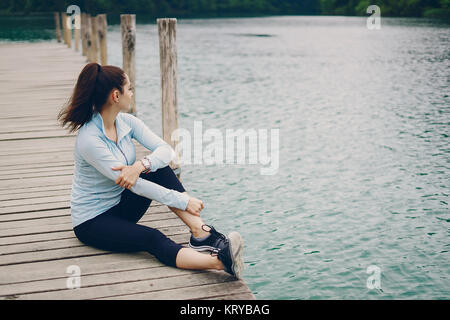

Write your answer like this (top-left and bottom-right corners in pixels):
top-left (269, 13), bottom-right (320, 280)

top-left (157, 18), bottom-right (181, 176)
top-left (54, 12), bottom-right (61, 43)
top-left (120, 14), bottom-right (136, 114)
top-left (96, 14), bottom-right (108, 65)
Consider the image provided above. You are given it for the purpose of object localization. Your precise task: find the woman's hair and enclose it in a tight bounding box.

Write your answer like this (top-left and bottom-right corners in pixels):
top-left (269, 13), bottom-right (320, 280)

top-left (57, 62), bottom-right (126, 133)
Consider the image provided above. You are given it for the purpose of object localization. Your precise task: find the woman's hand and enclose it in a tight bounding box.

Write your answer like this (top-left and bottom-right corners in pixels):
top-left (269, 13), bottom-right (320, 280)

top-left (186, 197), bottom-right (204, 216)
top-left (112, 161), bottom-right (144, 189)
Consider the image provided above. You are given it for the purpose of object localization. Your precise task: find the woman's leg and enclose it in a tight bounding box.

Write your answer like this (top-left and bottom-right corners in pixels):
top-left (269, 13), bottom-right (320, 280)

top-left (139, 166), bottom-right (210, 238)
top-left (74, 211), bottom-right (224, 271)
top-left (74, 212), bottom-right (181, 267)
top-left (117, 188), bottom-right (152, 223)
top-left (168, 197), bottom-right (210, 239)
top-left (176, 248), bottom-right (223, 270)
top-left (73, 167), bottom-right (236, 273)
top-left (113, 166), bottom-right (230, 268)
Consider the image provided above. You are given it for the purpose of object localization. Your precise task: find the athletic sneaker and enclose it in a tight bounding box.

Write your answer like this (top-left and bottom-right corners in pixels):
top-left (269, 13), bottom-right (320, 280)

top-left (217, 231), bottom-right (244, 279)
top-left (189, 225), bottom-right (228, 254)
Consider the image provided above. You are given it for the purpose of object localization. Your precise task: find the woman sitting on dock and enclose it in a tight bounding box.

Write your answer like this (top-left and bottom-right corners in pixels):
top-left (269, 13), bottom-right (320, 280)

top-left (57, 62), bottom-right (244, 279)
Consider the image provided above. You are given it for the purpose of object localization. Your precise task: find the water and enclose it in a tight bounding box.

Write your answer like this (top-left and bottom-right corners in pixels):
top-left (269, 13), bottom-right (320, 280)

top-left (0, 15), bottom-right (56, 41)
top-left (2, 15), bottom-right (449, 299)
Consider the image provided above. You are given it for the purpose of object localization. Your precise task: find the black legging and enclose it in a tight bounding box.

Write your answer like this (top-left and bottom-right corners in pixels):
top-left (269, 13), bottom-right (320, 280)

top-left (73, 165), bottom-right (186, 267)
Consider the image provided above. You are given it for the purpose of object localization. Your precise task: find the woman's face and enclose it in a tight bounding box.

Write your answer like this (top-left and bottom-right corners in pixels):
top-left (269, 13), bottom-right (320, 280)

top-left (116, 73), bottom-right (133, 112)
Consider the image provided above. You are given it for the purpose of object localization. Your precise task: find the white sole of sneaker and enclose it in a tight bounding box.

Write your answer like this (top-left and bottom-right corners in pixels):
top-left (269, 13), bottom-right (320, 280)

top-left (188, 243), bottom-right (217, 253)
top-left (228, 231), bottom-right (244, 279)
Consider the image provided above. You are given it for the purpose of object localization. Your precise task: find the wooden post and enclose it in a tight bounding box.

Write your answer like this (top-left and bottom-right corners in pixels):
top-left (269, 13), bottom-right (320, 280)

top-left (90, 16), bottom-right (98, 63)
top-left (120, 14), bottom-right (136, 114)
top-left (85, 16), bottom-right (93, 62)
top-left (54, 12), bottom-right (61, 43)
top-left (74, 13), bottom-right (80, 52)
top-left (65, 14), bottom-right (72, 48)
top-left (157, 18), bottom-right (181, 175)
top-left (61, 12), bottom-right (67, 45)
top-left (96, 14), bottom-right (108, 65)
top-left (81, 13), bottom-right (86, 56)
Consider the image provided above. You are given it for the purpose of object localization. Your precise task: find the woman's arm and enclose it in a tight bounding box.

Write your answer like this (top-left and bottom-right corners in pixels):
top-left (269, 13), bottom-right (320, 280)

top-left (78, 135), bottom-right (189, 211)
top-left (123, 113), bottom-right (175, 172)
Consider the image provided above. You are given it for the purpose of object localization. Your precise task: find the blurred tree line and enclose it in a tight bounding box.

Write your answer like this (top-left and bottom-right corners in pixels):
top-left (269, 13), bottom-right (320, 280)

top-left (320, 0), bottom-right (449, 18)
top-left (0, 0), bottom-right (448, 18)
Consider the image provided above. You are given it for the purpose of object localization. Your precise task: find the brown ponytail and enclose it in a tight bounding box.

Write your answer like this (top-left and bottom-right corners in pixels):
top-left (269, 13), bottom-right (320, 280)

top-left (57, 62), bottom-right (126, 133)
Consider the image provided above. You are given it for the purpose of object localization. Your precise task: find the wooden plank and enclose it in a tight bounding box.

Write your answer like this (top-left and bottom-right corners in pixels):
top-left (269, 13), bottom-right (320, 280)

top-left (0, 176), bottom-right (73, 190)
top-left (0, 194), bottom-right (164, 214)
top-left (0, 208), bottom-right (69, 222)
top-left (0, 160), bottom-right (74, 170)
top-left (0, 245), bottom-right (111, 266)
top-left (0, 119), bottom-right (63, 127)
top-left (0, 218), bottom-right (187, 238)
top-left (0, 218), bottom-right (183, 255)
top-left (0, 154), bottom-right (73, 164)
top-left (99, 279), bottom-right (251, 300)
top-left (0, 141), bottom-right (73, 150)
top-left (0, 151), bottom-right (73, 160)
top-left (0, 251), bottom-right (154, 284)
top-left (0, 207), bottom-right (172, 230)
top-left (0, 195), bottom-right (70, 208)
top-left (0, 148), bottom-right (73, 157)
top-left (0, 117), bottom-right (64, 124)
top-left (1, 88), bottom-right (71, 93)
top-left (0, 130), bottom-right (76, 141)
top-left (0, 168), bottom-right (74, 180)
top-left (0, 141), bottom-right (143, 161)
top-left (0, 119), bottom-right (60, 126)
top-left (0, 171), bottom-right (73, 182)
top-left (0, 265), bottom-right (200, 298)
top-left (0, 141), bottom-right (142, 157)
top-left (201, 291), bottom-right (256, 300)
top-left (0, 205), bottom-right (164, 241)
top-left (0, 230), bottom-right (74, 246)
top-left (0, 98), bottom-right (72, 105)
top-left (0, 114), bottom-right (66, 121)
top-left (0, 136), bottom-right (149, 151)
top-left (0, 232), bottom-right (190, 266)
top-left (0, 126), bottom-right (63, 134)
top-left (0, 152), bottom-right (73, 164)
top-left (0, 187), bottom-right (72, 199)
top-left (0, 136), bottom-right (75, 149)
top-left (0, 201), bottom-right (70, 215)
top-left (0, 202), bottom-right (164, 222)
top-left (8, 271), bottom-right (235, 300)
top-left (0, 224), bottom-right (187, 248)
top-left (0, 185), bottom-right (71, 199)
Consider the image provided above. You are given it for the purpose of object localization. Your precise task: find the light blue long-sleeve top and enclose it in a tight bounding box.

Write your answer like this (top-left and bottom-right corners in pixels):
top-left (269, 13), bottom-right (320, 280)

top-left (70, 111), bottom-right (189, 228)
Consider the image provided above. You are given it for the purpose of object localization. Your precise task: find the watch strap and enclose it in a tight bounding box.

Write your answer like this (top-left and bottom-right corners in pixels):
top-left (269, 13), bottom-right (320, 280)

top-left (140, 158), bottom-right (151, 173)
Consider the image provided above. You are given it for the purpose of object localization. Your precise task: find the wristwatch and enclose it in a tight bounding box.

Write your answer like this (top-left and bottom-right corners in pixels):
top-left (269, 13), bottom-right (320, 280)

top-left (140, 157), bottom-right (152, 173)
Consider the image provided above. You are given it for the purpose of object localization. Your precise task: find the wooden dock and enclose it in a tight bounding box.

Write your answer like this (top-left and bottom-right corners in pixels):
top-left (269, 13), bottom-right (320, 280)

top-left (0, 42), bottom-right (254, 300)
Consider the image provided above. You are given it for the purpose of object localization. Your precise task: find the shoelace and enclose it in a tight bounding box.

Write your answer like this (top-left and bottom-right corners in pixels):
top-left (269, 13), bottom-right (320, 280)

top-left (202, 224), bottom-right (228, 256)
top-left (210, 250), bottom-right (219, 257)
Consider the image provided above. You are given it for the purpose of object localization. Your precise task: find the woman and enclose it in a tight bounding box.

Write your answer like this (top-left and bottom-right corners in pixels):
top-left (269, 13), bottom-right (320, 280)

top-left (57, 62), bottom-right (244, 278)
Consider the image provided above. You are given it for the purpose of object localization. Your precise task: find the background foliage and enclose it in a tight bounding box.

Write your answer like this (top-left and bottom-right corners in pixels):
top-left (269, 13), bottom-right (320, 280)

top-left (0, 0), bottom-right (448, 18)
